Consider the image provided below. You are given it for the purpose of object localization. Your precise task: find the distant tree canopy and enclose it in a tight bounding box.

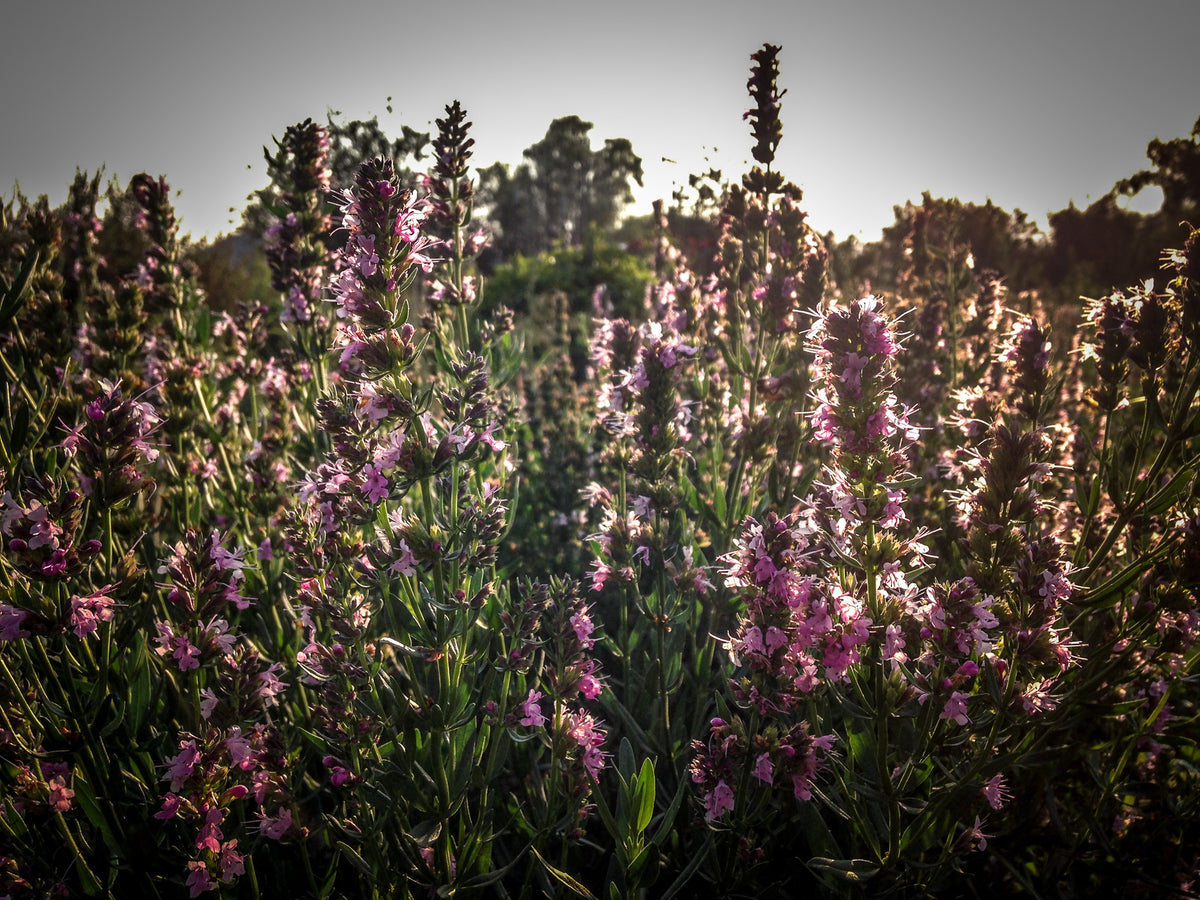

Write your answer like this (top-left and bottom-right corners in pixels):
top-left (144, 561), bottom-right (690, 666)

top-left (218, 104), bottom-right (1200, 325)
top-left (1117, 115), bottom-right (1200, 219)
top-left (477, 116), bottom-right (644, 261)
top-left (829, 192), bottom-right (1046, 299)
top-left (325, 111), bottom-right (429, 196)
top-left (829, 116), bottom-right (1200, 310)
top-left (1044, 195), bottom-right (1164, 303)
top-left (1048, 118), bottom-right (1200, 302)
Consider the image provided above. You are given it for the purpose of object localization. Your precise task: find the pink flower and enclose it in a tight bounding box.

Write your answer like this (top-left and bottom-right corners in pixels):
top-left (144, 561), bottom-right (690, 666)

top-left (519, 689), bottom-right (546, 727)
top-left (752, 753), bottom-right (774, 785)
top-left (956, 660), bottom-right (980, 679)
top-left (155, 623), bottom-right (202, 672)
top-left (154, 793), bottom-right (181, 820)
top-left (883, 623), bottom-right (907, 664)
top-left (322, 755), bottom-right (353, 787)
top-left (258, 806), bottom-right (293, 840)
top-left (0, 604), bottom-right (29, 641)
top-left (566, 710), bottom-right (607, 779)
top-left (704, 780), bottom-right (735, 821)
top-left (395, 208), bottom-right (425, 243)
top-left (47, 775), bottom-right (74, 812)
top-left (962, 815), bottom-right (991, 852)
top-left (164, 740), bottom-right (201, 792)
top-left (41, 550), bottom-right (67, 576)
top-left (218, 841), bottom-right (245, 881)
top-left (355, 233), bottom-right (379, 276)
top-left (388, 539), bottom-right (417, 577)
top-left (204, 618), bottom-right (236, 656)
top-left (838, 351), bottom-right (869, 397)
top-left (479, 422), bottom-right (507, 451)
top-left (753, 553), bottom-right (778, 582)
top-left (570, 611), bottom-right (595, 647)
top-left (765, 625), bottom-right (790, 655)
top-left (1021, 679), bottom-right (1057, 715)
top-left (589, 561), bottom-right (612, 592)
top-left (361, 467), bottom-right (389, 504)
top-left (576, 659), bottom-right (604, 700)
top-left (742, 625), bottom-right (766, 656)
top-left (982, 773), bottom-right (1011, 811)
top-left (1039, 568), bottom-right (1074, 606)
top-left (225, 727), bottom-right (255, 769)
top-left (196, 806), bottom-right (224, 853)
top-left (185, 860), bottom-right (214, 898)
top-left (209, 536), bottom-right (246, 573)
top-left (940, 691), bottom-right (970, 726)
top-left (69, 586), bottom-right (117, 639)
top-left (256, 664), bottom-right (287, 707)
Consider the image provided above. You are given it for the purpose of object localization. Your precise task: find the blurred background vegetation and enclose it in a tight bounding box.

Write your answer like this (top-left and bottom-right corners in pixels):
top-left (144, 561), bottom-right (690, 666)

top-left (174, 111), bottom-right (1200, 335)
top-left (36, 108), bottom-right (1196, 362)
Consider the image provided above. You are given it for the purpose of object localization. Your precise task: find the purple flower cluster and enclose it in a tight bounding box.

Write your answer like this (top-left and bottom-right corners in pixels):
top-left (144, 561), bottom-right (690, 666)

top-left (156, 724), bottom-right (294, 897)
top-left (262, 118), bottom-right (334, 327)
top-left (689, 716), bottom-right (835, 822)
top-left (128, 173), bottom-right (188, 317)
top-left (61, 379), bottom-right (162, 510)
top-left (952, 421), bottom-right (1076, 714)
top-left (155, 529), bottom-right (254, 672)
top-left (586, 305), bottom-right (700, 597)
top-left (153, 528), bottom-right (292, 894)
top-left (1, 480), bottom-right (98, 586)
top-left (505, 579), bottom-right (609, 828)
top-left (420, 101), bottom-right (489, 321)
top-left (722, 512), bottom-right (872, 703)
top-left (329, 157), bottom-right (435, 360)
top-left (809, 296), bottom-right (912, 460)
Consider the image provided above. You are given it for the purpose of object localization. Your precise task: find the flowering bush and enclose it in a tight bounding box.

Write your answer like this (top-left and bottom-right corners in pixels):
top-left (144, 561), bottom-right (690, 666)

top-left (1, 43), bottom-right (1198, 900)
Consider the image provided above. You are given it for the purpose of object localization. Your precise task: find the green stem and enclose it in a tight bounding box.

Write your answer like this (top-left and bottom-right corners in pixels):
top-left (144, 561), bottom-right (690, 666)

top-left (655, 574), bottom-right (672, 764)
top-left (1072, 409), bottom-right (1112, 570)
top-left (54, 807), bottom-right (106, 897)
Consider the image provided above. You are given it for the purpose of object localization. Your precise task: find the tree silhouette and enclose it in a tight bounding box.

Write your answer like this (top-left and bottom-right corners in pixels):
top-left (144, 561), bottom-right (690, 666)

top-left (1117, 116), bottom-right (1200, 219)
top-left (478, 116), bottom-right (643, 259)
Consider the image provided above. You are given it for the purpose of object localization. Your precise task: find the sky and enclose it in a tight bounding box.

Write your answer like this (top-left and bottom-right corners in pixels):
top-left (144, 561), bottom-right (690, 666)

top-left (3, 0), bottom-right (1198, 244)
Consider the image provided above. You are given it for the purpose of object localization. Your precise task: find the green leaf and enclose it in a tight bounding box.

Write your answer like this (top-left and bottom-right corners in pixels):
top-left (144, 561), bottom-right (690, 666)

top-left (72, 775), bottom-right (119, 856)
top-left (456, 854), bottom-right (522, 891)
top-left (98, 699), bottom-right (126, 738)
top-left (1076, 553), bottom-right (1161, 608)
top-left (617, 736), bottom-right (636, 782)
top-left (336, 840), bottom-right (374, 878)
top-left (649, 769), bottom-right (691, 847)
top-left (1, 798), bottom-right (26, 839)
top-left (8, 404), bottom-right (29, 458)
top-left (0, 250), bottom-right (39, 329)
top-left (531, 845), bottom-right (599, 899)
top-left (406, 818), bottom-right (442, 847)
top-left (585, 768), bottom-right (621, 849)
top-left (807, 857), bottom-right (881, 883)
top-left (1144, 463), bottom-right (1197, 516)
top-left (296, 727), bottom-right (333, 755)
top-left (633, 757), bottom-right (655, 835)
top-left (128, 654), bottom-right (152, 736)
top-left (627, 842), bottom-right (660, 887)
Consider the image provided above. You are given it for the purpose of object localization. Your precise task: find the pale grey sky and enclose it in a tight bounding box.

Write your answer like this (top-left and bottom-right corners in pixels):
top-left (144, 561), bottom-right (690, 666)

top-left (3, 0), bottom-right (1196, 242)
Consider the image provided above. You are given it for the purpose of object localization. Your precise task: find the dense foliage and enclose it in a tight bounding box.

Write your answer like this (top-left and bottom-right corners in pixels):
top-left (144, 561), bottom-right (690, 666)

top-left (1, 44), bottom-right (1198, 900)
